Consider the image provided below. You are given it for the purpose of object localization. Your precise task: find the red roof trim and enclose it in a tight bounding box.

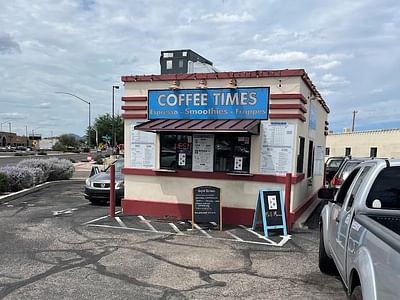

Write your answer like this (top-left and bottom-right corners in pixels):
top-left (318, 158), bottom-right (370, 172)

top-left (122, 96), bottom-right (147, 102)
top-left (122, 168), bottom-right (304, 184)
top-left (121, 69), bottom-right (306, 83)
top-left (269, 113), bottom-right (306, 122)
top-left (122, 113), bottom-right (147, 120)
top-left (270, 93), bottom-right (307, 104)
top-left (269, 104), bottom-right (307, 113)
top-left (121, 105), bottom-right (147, 111)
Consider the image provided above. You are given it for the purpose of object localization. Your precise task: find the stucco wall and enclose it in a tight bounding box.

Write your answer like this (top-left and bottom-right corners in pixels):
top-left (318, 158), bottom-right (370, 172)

top-left (326, 129), bottom-right (400, 158)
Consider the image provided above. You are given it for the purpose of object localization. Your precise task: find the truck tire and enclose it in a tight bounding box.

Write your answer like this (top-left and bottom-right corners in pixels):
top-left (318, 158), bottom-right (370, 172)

top-left (319, 225), bottom-right (337, 274)
top-left (350, 286), bottom-right (362, 300)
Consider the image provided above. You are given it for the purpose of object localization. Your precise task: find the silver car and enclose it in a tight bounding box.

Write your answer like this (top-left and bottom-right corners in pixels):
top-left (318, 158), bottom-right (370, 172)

top-left (84, 159), bottom-right (124, 205)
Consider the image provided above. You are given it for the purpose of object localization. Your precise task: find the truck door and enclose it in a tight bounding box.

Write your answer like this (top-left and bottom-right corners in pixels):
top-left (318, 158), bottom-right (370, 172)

top-left (328, 167), bottom-right (360, 278)
top-left (335, 166), bottom-right (371, 279)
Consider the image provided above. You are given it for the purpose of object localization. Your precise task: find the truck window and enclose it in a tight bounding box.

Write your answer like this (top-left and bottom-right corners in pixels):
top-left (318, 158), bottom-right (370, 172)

top-left (335, 167), bottom-right (360, 205)
top-left (346, 166), bottom-right (371, 209)
top-left (366, 166), bottom-right (400, 210)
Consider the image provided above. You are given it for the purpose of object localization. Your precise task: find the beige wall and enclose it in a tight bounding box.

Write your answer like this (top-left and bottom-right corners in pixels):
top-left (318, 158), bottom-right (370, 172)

top-left (123, 75), bottom-right (328, 213)
top-left (326, 129), bottom-right (400, 158)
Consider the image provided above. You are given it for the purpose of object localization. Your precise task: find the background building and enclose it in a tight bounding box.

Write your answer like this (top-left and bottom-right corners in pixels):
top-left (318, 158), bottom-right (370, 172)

top-left (326, 128), bottom-right (400, 158)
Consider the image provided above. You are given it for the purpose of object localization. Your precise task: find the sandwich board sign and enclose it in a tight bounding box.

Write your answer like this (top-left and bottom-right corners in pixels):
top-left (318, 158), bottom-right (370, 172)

top-left (192, 186), bottom-right (222, 230)
top-left (252, 188), bottom-right (287, 237)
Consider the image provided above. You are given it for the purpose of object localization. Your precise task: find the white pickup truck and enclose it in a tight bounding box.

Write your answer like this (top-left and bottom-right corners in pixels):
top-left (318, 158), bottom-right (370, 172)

top-left (318, 159), bottom-right (400, 300)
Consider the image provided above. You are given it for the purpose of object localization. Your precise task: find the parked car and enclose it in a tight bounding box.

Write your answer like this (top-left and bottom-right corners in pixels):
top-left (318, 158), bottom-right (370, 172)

top-left (324, 156), bottom-right (345, 185)
top-left (318, 159), bottom-right (400, 299)
top-left (84, 159), bottom-right (124, 205)
top-left (329, 157), bottom-right (371, 189)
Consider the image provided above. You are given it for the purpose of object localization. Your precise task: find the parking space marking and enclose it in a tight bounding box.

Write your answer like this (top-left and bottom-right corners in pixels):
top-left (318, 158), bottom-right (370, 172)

top-left (225, 231), bottom-right (244, 241)
top-left (83, 215), bottom-right (291, 247)
top-left (83, 210), bottom-right (122, 225)
top-left (115, 217), bottom-right (127, 228)
top-left (138, 215), bottom-right (157, 232)
top-left (190, 221), bottom-right (212, 238)
top-left (88, 224), bottom-right (172, 235)
top-left (169, 223), bottom-right (184, 235)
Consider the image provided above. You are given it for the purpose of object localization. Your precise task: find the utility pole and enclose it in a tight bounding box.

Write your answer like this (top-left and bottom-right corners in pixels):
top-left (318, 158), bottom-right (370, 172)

top-left (352, 110), bottom-right (358, 132)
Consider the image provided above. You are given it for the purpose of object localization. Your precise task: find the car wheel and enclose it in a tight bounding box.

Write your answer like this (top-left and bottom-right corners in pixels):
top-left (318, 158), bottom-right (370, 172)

top-left (319, 225), bottom-right (337, 274)
top-left (88, 197), bottom-right (101, 205)
top-left (350, 286), bottom-right (362, 300)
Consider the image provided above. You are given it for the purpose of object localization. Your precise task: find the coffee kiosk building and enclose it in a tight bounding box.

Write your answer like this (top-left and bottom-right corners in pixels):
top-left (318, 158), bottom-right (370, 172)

top-left (120, 67), bottom-right (329, 229)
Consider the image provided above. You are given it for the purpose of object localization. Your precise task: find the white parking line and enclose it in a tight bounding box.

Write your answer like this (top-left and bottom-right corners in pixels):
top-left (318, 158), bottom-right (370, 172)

top-left (115, 217), bottom-right (127, 228)
top-left (169, 223), bottom-right (184, 235)
top-left (239, 225), bottom-right (265, 239)
top-left (225, 231), bottom-right (244, 241)
top-left (82, 210), bottom-right (122, 225)
top-left (189, 221), bottom-right (212, 238)
top-left (138, 215), bottom-right (157, 232)
top-left (88, 224), bottom-right (172, 235)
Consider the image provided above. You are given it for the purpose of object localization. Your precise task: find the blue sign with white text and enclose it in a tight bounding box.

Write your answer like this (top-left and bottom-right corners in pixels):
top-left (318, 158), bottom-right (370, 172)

top-left (148, 87), bottom-right (269, 120)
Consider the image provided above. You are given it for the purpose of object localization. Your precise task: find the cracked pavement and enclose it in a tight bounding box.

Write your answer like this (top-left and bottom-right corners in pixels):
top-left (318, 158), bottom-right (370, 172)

top-left (0, 181), bottom-right (347, 299)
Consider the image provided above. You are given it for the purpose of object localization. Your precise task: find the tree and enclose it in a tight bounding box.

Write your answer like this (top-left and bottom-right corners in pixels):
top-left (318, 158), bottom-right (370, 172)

top-left (52, 134), bottom-right (80, 151)
top-left (87, 113), bottom-right (124, 147)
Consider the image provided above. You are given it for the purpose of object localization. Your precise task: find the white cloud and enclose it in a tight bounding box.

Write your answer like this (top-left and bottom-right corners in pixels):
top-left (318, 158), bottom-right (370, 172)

top-left (239, 49), bottom-right (308, 63)
top-left (200, 12), bottom-right (253, 23)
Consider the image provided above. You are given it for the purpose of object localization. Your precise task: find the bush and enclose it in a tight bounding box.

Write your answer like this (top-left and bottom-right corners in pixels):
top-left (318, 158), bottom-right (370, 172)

top-left (17, 159), bottom-right (51, 181)
top-left (46, 158), bottom-right (75, 181)
top-left (0, 173), bottom-right (8, 193)
top-left (82, 147), bottom-right (90, 153)
top-left (29, 167), bottom-right (46, 185)
top-left (37, 151), bottom-right (47, 155)
top-left (0, 166), bottom-right (34, 192)
top-left (52, 142), bottom-right (66, 152)
top-left (94, 154), bottom-right (104, 165)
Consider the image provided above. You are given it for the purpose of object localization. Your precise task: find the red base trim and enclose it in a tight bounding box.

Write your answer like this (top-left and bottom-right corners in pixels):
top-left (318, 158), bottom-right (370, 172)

top-left (122, 199), bottom-right (255, 225)
top-left (122, 168), bottom-right (304, 184)
top-left (289, 190), bottom-right (319, 227)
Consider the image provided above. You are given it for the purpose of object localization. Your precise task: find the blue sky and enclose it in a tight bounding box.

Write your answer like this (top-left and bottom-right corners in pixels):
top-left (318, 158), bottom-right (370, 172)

top-left (0, 0), bottom-right (399, 136)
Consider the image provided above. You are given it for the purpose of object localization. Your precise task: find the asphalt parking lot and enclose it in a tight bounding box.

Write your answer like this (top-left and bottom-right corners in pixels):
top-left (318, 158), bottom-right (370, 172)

top-left (0, 180), bottom-right (347, 299)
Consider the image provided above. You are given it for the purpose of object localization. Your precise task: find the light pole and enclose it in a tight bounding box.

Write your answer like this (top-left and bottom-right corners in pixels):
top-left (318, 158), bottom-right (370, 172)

top-left (112, 85), bottom-right (119, 153)
top-left (56, 92), bottom-right (91, 148)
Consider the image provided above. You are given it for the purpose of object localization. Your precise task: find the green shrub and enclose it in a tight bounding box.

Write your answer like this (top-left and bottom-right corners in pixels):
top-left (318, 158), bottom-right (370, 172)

top-left (14, 152), bottom-right (25, 156)
top-left (37, 151), bottom-right (47, 155)
top-left (0, 173), bottom-right (8, 193)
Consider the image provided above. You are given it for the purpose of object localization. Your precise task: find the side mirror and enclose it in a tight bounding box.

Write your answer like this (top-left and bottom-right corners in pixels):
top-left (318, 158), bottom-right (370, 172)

top-left (90, 166), bottom-right (101, 177)
top-left (318, 188), bottom-right (336, 201)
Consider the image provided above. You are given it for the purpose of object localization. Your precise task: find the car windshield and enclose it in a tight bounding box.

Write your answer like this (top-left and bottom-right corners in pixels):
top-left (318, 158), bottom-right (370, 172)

top-left (327, 159), bottom-right (343, 168)
top-left (105, 160), bottom-right (124, 174)
top-left (339, 161), bottom-right (362, 180)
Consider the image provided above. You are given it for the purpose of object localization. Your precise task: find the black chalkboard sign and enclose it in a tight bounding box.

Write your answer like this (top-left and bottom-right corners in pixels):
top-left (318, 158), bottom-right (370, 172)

top-left (263, 190), bottom-right (283, 226)
top-left (193, 186), bottom-right (221, 229)
top-left (252, 189), bottom-right (287, 237)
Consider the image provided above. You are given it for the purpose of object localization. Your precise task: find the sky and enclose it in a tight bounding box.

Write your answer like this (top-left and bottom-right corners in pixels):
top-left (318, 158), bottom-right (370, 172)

top-left (0, 0), bottom-right (399, 137)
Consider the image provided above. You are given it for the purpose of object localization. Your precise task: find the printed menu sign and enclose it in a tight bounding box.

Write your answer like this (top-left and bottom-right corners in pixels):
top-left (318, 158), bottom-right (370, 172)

top-left (130, 121), bottom-right (156, 168)
top-left (192, 134), bottom-right (214, 172)
top-left (193, 186), bottom-right (221, 227)
top-left (259, 121), bottom-right (295, 174)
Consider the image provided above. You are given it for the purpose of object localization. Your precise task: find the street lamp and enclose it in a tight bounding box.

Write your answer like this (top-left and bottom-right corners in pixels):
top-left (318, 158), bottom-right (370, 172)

top-left (112, 85), bottom-right (119, 153)
top-left (55, 92), bottom-right (91, 147)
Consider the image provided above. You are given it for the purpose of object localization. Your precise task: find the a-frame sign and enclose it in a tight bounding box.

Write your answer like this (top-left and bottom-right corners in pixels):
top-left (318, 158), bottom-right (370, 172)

top-left (252, 188), bottom-right (287, 238)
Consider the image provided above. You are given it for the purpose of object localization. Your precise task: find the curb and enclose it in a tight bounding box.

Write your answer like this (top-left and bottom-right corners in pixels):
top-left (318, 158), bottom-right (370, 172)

top-left (0, 179), bottom-right (85, 204)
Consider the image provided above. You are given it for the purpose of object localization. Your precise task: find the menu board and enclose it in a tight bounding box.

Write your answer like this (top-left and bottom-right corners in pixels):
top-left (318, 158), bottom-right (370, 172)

top-left (313, 145), bottom-right (325, 176)
top-left (259, 121), bottom-right (295, 174)
top-left (193, 186), bottom-right (221, 226)
top-left (192, 134), bottom-right (214, 172)
top-left (130, 121), bottom-right (156, 168)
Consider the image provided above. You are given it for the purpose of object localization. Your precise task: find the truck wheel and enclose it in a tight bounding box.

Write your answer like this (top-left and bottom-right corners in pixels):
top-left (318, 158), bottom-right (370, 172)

top-left (319, 226), bottom-right (337, 274)
top-left (350, 286), bottom-right (362, 300)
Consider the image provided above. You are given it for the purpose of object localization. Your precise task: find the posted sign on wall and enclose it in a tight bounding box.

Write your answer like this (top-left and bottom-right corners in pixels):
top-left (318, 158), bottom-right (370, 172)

top-left (148, 87), bottom-right (269, 120)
